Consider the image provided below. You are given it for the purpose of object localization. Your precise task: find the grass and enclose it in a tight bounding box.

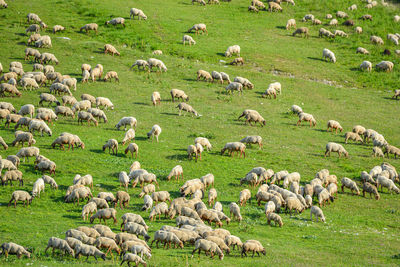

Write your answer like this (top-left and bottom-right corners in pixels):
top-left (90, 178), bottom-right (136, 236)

top-left (0, 0), bottom-right (400, 266)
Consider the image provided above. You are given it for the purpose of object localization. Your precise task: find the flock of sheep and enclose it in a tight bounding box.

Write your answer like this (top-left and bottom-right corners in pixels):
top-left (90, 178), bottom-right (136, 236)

top-left (0, 0), bottom-right (399, 265)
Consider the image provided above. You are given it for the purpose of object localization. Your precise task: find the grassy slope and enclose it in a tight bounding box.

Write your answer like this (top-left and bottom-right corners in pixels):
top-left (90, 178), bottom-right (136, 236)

top-left (0, 0), bottom-right (400, 266)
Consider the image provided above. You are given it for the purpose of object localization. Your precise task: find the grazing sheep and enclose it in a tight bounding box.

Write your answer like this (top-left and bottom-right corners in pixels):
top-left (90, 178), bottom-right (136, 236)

top-left (322, 48), bottom-right (336, 63)
top-left (125, 143), bottom-right (139, 158)
top-left (310, 206), bottom-right (325, 222)
top-left (363, 182), bottom-right (380, 200)
top-left (286, 19), bottom-right (296, 30)
top-left (183, 35), bottom-right (196, 46)
top-left (81, 70), bottom-right (90, 83)
top-left (122, 129), bottom-right (135, 145)
top-left (130, 60), bottom-right (149, 71)
top-left (142, 195), bottom-right (153, 211)
top-left (103, 71), bottom-right (119, 82)
top-left (188, 24), bottom-right (207, 35)
top-left (170, 89), bottom-right (189, 102)
top-left (375, 61), bottom-right (394, 72)
top-left (268, 2), bottom-right (282, 12)
top-left (87, 108), bottom-right (107, 123)
top-left (8, 190), bottom-right (32, 207)
top-left (229, 57), bottom-right (244, 65)
top-left (325, 142), bottom-right (348, 158)
top-left (341, 177), bottom-right (360, 195)
top-left (292, 27), bottom-right (309, 38)
top-left (26, 24), bottom-right (40, 34)
top-left (114, 191), bottom-right (130, 209)
top-left (240, 136), bottom-right (262, 149)
top-left (191, 239), bottom-right (224, 260)
top-left (197, 70), bottom-right (213, 82)
top-left (392, 89), bottom-right (400, 99)
top-left (167, 165), bottom-right (183, 181)
top-left (372, 146), bottom-right (384, 158)
top-left (32, 178), bottom-right (45, 197)
top-left (225, 82), bottom-right (243, 95)
top-left (130, 8), bottom-right (148, 20)
top-left (297, 112), bottom-right (316, 127)
top-left (81, 202), bottom-right (97, 221)
top-left (45, 237), bottom-right (74, 257)
top-left (39, 93), bottom-right (60, 107)
top-left (344, 132), bottom-right (363, 144)
top-left (360, 61), bottom-right (372, 72)
top-left (53, 25), bottom-right (65, 33)
top-left (103, 139), bottom-right (118, 155)
top-left (370, 35), bottom-right (384, 45)
top-left (151, 92), bottom-right (161, 106)
top-left (80, 23), bottom-right (98, 34)
top-left (225, 45), bottom-right (240, 57)
top-left (16, 146), bottom-right (39, 162)
top-left (234, 77), bottom-right (254, 89)
top-left (90, 208), bottom-right (117, 224)
top-left (334, 30), bottom-right (348, 37)
top-left (77, 111), bottom-right (98, 126)
top-left (229, 202), bottom-right (242, 222)
top-left (0, 242), bottom-right (30, 258)
top-left (120, 253), bottom-right (147, 267)
top-left (149, 202), bottom-right (169, 221)
top-left (241, 240), bottom-right (265, 257)
top-left (177, 103), bottom-right (200, 117)
top-left (208, 188), bottom-right (217, 207)
top-left (221, 142), bottom-right (246, 158)
top-left (74, 243), bottom-right (105, 261)
top-left (122, 222), bottom-right (150, 241)
top-left (239, 189), bottom-right (251, 206)
top-left (329, 19), bottom-right (338, 26)
top-left (106, 17), bottom-right (125, 27)
top-left (6, 156), bottom-right (20, 168)
top-left (376, 176), bottom-right (400, 193)
top-left (1, 170), bottom-right (23, 186)
top-left (318, 28), bottom-right (335, 38)
top-left (116, 117), bottom-right (137, 131)
top-left (326, 120), bottom-right (343, 133)
top-left (148, 58), bottom-right (167, 72)
top-left (147, 125), bottom-right (161, 142)
top-left (0, 83), bottom-right (21, 97)
top-left (225, 235), bottom-right (243, 250)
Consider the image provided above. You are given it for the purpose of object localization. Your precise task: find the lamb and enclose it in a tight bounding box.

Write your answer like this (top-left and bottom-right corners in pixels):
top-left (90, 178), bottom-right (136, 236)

top-left (228, 202), bottom-right (242, 221)
top-left (225, 82), bottom-right (243, 95)
top-left (8, 190), bottom-right (32, 207)
top-left (130, 8), bottom-right (148, 20)
top-left (292, 27), bottom-right (309, 38)
top-left (310, 206), bottom-right (326, 222)
top-left (125, 143), bottom-right (139, 158)
top-left (149, 202), bottom-right (169, 221)
top-left (221, 142), bottom-right (246, 158)
top-left (177, 103), bottom-right (200, 117)
top-left (183, 35), bottom-right (196, 46)
top-left (286, 19), bottom-right (296, 30)
top-left (116, 117), bottom-right (137, 130)
top-left (375, 61), bottom-right (394, 72)
top-left (225, 45), bottom-right (240, 57)
top-left (80, 23), bottom-right (98, 34)
top-left (147, 58), bottom-right (167, 72)
top-left (341, 177), bottom-right (360, 195)
top-left (191, 239), bottom-right (224, 259)
top-left (0, 242), bottom-right (30, 258)
top-left (325, 142), bottom-right (348, 158)
top-left (76, 111), bottom-right (97, 127)
top-left (376, 176), bottom-right (400, 193)
top-left (363, 182), bottom-right (380, 200)
top-left (241, 240), bottom-right (266, 257)
top-left (297, 112), bottom-right (316, 127)
top-left (360, 61), bottom-right (372, 72)
top-left (39, 93), bottom-right (60, 106)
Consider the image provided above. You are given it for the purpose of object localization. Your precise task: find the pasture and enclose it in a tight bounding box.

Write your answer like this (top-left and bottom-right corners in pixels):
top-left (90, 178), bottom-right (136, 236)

top-left (0, 0), bottom-right (400, 266)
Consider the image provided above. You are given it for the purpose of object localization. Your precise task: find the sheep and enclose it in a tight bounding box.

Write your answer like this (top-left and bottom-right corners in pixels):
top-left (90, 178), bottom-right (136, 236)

top-left (106, 17), bottom-right (125, 27)
top-left (4, 114), bottom-right (21, 129)
top-left (90, 208), bottom-right (117, 224)
top-left (241, 240), bottom-right (265, 257)
top-left (130, 60), bottom-right (149, 71)
top-left (292, 27), bottom-right (309, 38)
top-left (151, 91), bottom-right (161, 106)
top-left (6, 156), bottom-right (20, 168)
top-left (375, 61), bottom-right (394, 72)
top-left (344, 132), bottom-right (363, 144)
top-left (392, 89), bottom-right (400, 99)
top-left (74, 243), bottom-right (105, 261)
top-left (60, 78), bottom-right (77, 91)
top-left (354, 26), bottom-right (363, 34)
top-left (197, 70), bottom-right (213, 82)
top-left (191, 0), bottom-right (206, 4)
top-left (251, 0), bottom-right (265, 10)
top-left (207, 188), bottom-right (217, 207)
top-left (334, 30), bottom-right (348, 38)
top-left (43, 65), bottom-right (54, 75)
top-left (34, 159), bottom-right (56, 175)
top-left (40, 53), bottom-right (59, 65)
top-left (264, 201), bottom-right (276, 215)
top-left (372, 146), bottom-right (384, 158)
top-left (95, 97), bottom-right (114, 110)
top-left (16, 146), bottom-right (39, 162)
top-left (1, 170), bottom-right (23, 186)
top-left (59, 133), bottom-right (84, 149)
top-left (228, 202), bottom-right (242, 222)
top-left (239, 189), bottom-right (251, 206)
top-left (0, 159), bottom-right (17, 175)
top-left (120, 213), bottom-right (148, 231)
top-left (122, 222), bottom-right (150, 241)
top-left (39, 93), bottom-right (60, 107)
top-left (114, 191), bottom-right (130, 209)
top-left (221, 142), bottom-right (246, 158)
top-left (52, 25), bottom-right (65, 34)
top-left (0, 72), bottom-right (17, 82)
top-left (360, 171), bottom-right (375, 185)
top-left (182, 35), bottom-right (196, 46)
top-left (268, 2), bottom-right (282, 12)
top-left (200, 173), bottom-right (214, 189)
top-left (8, 190), bottom-right (32, 208)
top-left (341, 177), bottom-right (360, 195)
top-left (101, 139), bottom-right (118, 155)
top-left (188, 24), bottom-right (207, 35)
top-left (363, 182), bottom-right (380, 200)
top-left (35, 35), bottom-right (52, 48)
top-left (89, 198), bottom-right (109, 209)
top-left (234, 77), bottom-right (254, 89)
top-left (225, 82), bottom-right (243, 95)
top-left (359, 60), bottom-right (372, 72)
top-left (286, 19), bottom-right (296, 30)
top-left (262, 87), bottom-right (277, 99)
top-left (149, 202), bottom-right (169, 221)
top-left (0, 83), bottom-right (21, 97)
top-left (45, 237), bottom-right (74, 257)
top-left (310, 206), bottom-right (326, 222)
top-left (120, 253), bottom-right (147, 267)
top-left (26, 24), bottom-right (40, 34)
top-left (116, 117), bottom-right (137, 130)
top-left (145, 124), bottom-right (162, 142)
top-left (0, 242), bottom-right (30, 258)
top-left (229, 57), bottom-right (244, 65)
top-left (32, 178), bottom-right (45, 198)
top-left (291, 105), bottom-right (303, 115)
top-left (170, 89), bottom-right (189, 102)
top-left (40, 21), bottom-right (47, 29)
top-left (177, 103), bottom-right (200, 117)
top-left (191, 239), bottom-right (224, 259)
top-left (125, 143), bottom-right (139, 158)
top-left (167, 165), bottom-right (183, 181)
top-left (326, 120), bottom-right (343, 133)
top-left (302, 14), bottom-right (314, 21)
top-left (80, 23), bottom-right (98, 34)
top-left (54, 106), bottom-right (74, 119)
top-left (322, 48), bottom-right (336, 63)
top-left (120, 129), bottom-right (136, 146)
top-left (0, 109), bottom-right (10, 122)
top-left (130, 8), bottom-right (147, 20)
top-left (147, 58), bottom-right (167, 72)
top-left (25, 47), bottom-right (40, 61)
top-left (20, 77), bottom-right (40, 92)
top-left (295, 112), bottom-right (316, 127)
top-left (387, 33), bottom-right (399, 45)
top-left (370, 35), bottom-right (384, 45)
top-left (151, 191), bottom-right (170, 204)
top-left (225, 45), bottom-right (240, 57)
top-left (376, 176), bottom-right (400, 193)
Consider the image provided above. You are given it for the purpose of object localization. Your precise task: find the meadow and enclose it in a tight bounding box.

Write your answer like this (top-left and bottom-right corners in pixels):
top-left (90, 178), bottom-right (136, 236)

top-left (0, 0), bottom-right (400, 266)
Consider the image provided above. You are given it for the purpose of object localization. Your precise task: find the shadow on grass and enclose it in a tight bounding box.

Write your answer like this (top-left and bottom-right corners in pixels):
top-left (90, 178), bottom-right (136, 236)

top-left (133, 102), bottom-right (149, 106)
top-left (216, 52), bottom-right (225, 57)
top-left (350, 67), bottom-right (360, 72)
top-left (160, 112), bottom-right (178, 116)
top-left (14, 33), bottom-right (26, 37)
top-left (307, 57), bottom-right (325, 62)
top-left (166, 154), bottom-right (189, 161)
top-left (62, 213), bottom-right (81, 220)
top-left (93, 49), bottom-right (105, 54)
top-left (276, 26), bottom-right (286, 30)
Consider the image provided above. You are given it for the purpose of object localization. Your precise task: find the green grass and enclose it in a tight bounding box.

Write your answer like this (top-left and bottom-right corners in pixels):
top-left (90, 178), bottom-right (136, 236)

top-left (0, 0), bottom-right (400, 266)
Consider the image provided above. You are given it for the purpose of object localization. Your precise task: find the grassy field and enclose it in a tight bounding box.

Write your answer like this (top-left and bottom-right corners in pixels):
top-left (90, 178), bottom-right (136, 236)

top-left (0, 0), bottom-right (400, 266)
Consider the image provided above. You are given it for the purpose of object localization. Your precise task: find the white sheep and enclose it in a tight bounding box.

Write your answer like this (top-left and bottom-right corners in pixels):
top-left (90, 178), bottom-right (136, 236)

top-left (310, 206), bottom-right (325, 222)
top-left (130, 8), bottom-right (147, 20)
top-left (147, 124), bottom-right (162, 142)
top-left (225, 45), bottom-right (240, 57)
top-left (167, 165), bottom-right (183, 181)
top-left (325, 142), bottom-right (348, 158)
top-left (183, 35), bottom-right (196, 45)
top-left (148, 58), bottom-right (167, 72)
top-left (322, 48), bottom-right (336, 63)
top-left (286, 19), bottom-right (296, 30)
top-left (116, 117), bottom-right (137, 130)
top-left (151, 91), bottom-right (161, 106)
top-left (360, 61), bottom-right (372, 72)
